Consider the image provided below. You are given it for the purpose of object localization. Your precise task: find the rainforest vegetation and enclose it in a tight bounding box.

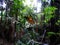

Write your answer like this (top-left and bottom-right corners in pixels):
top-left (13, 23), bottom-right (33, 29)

top-left (0, 0), bottom-right (60, 45)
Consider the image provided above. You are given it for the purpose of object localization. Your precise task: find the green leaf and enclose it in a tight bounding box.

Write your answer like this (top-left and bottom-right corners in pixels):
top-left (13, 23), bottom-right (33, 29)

top-left (47, 32), bottom-right (56, 35)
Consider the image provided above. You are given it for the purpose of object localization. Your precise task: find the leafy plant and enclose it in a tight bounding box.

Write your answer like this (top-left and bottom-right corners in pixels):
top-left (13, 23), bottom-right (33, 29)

top-left (55, 19), bottom-right (60, 25)
top-left (43, 6), bottom-right (57, 23)
top-left (47, 32), bottom-right (56, 37)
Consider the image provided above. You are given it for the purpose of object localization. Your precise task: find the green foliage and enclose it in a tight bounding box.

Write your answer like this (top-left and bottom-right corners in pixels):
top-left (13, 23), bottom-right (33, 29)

top-left (52, 0), bottom-right (55, 2)
top-left (47, 32), bottom-right (56, 37)
top-left (42, 0), bottom-right (46, 2)
top-left (55, 19), bottom-right (60, 25)
top-left (1, 0), bottom-right (59, 44)
top-left (10, 0), bottom-right (24, 16)
top-left (44, 6), bottom-right (57, 14)
top-left (43, 6), bottom-right (57, 23)
top-left (9, 0), bottom-right (37, 32)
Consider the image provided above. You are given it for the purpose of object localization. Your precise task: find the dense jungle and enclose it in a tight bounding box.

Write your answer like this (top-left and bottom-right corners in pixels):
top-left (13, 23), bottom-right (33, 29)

top-left (0, 0), bottom-right (60, 45)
